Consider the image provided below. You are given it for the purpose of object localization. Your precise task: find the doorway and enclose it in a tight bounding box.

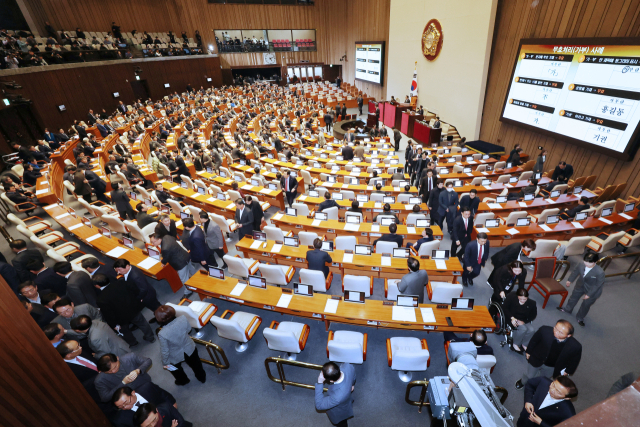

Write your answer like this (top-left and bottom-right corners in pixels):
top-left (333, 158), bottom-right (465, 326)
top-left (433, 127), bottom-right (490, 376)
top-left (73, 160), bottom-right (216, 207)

top-left (130, 80), bottom-right (150, 101)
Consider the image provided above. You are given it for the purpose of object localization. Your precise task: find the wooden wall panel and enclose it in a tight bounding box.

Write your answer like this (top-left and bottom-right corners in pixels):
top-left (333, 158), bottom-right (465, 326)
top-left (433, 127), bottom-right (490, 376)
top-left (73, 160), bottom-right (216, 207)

top-left (5, 56), bottom-right (222, 132)
top-left (22, 0), bottom-right (390, 99)
top-left (0, 275), bottom-right (110, 427)
top-left (480, 0), bottom-right (640, 198)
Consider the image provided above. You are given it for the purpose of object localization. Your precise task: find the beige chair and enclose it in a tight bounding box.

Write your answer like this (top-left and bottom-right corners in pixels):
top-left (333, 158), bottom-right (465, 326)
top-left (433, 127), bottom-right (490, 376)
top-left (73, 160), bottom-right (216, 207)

top-left (427, 281), bottom-right (463, 303)
top-left (386, 337), bottom-right (430, 382)
top-left (473, 213), bottom-right (495, 228)
top-left (299, 268), bottom-right (332, 292)
top-left (167, 299), bottom-right (218, 339)
top-left (7, 213), bottom-right (52, 235)
top-left (587, 231), bottom-right (626, 254)
top-left (223, 255), bottom-right (259, 279)
top-left (327, 330), bottom-right (367, 364)
top-left (499, 211), bottom-right (529, 226)
top-left (257, 263), bottom-right (295, 287)
top-left (210, 310), bottom-right (262, 352)
top-left (527, 239), bottom-right (559, 259)
top-left (342, 275), bottom-right (373, 297)
top-left (557, 236), bottom-right (591, 258)
top-left (263, 321), bottom-right (310, 360)
top-left (123, 220), bottom-right (150, 244)
top-left (532, 208), bottom-right (560, 224)
top-left (101, 214), bottom-right (129, 235)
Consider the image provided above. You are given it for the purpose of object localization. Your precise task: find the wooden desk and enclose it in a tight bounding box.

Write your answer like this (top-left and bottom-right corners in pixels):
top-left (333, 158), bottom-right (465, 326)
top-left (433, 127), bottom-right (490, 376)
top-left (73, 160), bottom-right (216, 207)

top-left (235, 237), bottom-right (457, 281)
top-left (194, 170), bottom-right (286, 210)
top-left (160, 181), bottom-right (246, 222)
top-left (414, 121), bottom-right (442, 145)
top-left (269, 212), bottom-right (442, 244)
top-left (296, 195), bottom-right (428, 222)
top-left (450, 178), bottom-right (552, 197)
top-left (185, 274), bottom-right (495, 333)
top-left (476, 192), bottom-right (597, 215)
top-left (401, 112), bottom-right (423, 138)
top-left (472, 210), bottom-right (638, 247)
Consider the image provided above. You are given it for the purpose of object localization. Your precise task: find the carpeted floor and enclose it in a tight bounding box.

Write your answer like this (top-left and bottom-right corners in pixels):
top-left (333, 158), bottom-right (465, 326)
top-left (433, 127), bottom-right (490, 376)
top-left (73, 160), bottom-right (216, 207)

top-left (5, 108), bottom-right (639, 426)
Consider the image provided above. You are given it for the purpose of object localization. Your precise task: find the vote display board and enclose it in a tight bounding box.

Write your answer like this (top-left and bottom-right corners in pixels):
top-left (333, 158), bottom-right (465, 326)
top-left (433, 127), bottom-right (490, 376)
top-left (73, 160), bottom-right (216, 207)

top-left (500, 38), bottom-right (640, 159)
top-left (355, 41), bottom-right (385, 86)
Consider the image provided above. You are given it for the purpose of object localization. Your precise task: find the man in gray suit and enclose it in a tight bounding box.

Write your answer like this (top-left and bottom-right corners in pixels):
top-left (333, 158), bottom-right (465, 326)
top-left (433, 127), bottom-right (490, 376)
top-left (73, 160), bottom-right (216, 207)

top-left (110, 182), bottom-right (135, 220)
top-left (315, 362), bottom-right (356, 426)
top-left (149, 233), bottom-right (194, 297)
top-left (397, 257), bottom-right (429, 303)
top-left (234, 198), bottom-right (254, 240)
top-left (95, 352), bottom-right (153, 402)
top-left (557, 252), bottom-right (605, 327)
top-left (54, 261), bottom-right (98, 307)
top-left (198, 211), bottom-right (227, 269)
top-left (70, 315), bottom-right (130, 358)
top-left (53, 298), bottom-right (103, 339)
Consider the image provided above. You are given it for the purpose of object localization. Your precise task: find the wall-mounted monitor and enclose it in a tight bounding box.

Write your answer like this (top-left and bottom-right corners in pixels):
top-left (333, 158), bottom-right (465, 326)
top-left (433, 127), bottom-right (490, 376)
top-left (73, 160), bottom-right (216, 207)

top-left (354, 41), bottom-right (385, 86)
top-left (113, 92), bottom-right (120, 98)
top-left (164, 83), bottom-right (170, 88)
top-left (501, 38), bottom-right (640, 160)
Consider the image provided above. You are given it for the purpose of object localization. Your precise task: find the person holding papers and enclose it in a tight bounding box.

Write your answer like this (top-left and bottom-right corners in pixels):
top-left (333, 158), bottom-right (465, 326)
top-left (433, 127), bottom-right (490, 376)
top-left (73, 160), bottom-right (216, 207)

top-left (462, 232), bottom-right (490, 287)
top-left (397, 257), bottom-right (428, 303)
top-left (306, 238), bottom-right (333, 278)
top-left (149, 233), bottom-right (194, 298)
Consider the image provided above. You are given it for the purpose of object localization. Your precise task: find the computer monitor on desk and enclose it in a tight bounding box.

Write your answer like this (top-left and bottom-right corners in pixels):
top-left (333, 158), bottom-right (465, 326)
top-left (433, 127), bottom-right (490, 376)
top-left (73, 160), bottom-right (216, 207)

top-left (432, 250), bottom-right (450, 260)
top-left (321, 241), bottom-right (333, 252)
top-left (344, 291), bottom-right (365, 303)
top-left (575, 211), bottom-right (588, 221)
top-left (293, 283), bottom-right (313, 297)
top-left (383, 196), bottom-right (395, 204)
top-left (315, 212), bottom-right (328, 221)
top-left (397, 295), bottom-right (419, 307)
top-left (355, 245), bottom-right (372, 256)
top-left (208, 266), bottom-right (225, 279)
top-left (148, 247), bottom-right (160, 260)
top-left (248, 275), bottom-right (266, 289)
top-left (284, 236), bottom-right (299, 247)
top-left (451, 298), bottom-right (474, 310)
top-left (416, 219), bottom-right (430, 228)
top-left (357, 194), bottom-right (368, 203)
top-left (332, 193), bottom-right (343, 200)
top-left (393, 248), bottom-right (410, 258)
top-left (380, 217), bottom-right (395, 226)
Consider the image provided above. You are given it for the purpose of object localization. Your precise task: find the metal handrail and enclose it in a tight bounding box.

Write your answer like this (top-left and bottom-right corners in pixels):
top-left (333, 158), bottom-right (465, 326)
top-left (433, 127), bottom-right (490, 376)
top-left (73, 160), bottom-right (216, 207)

top-left (404, 381), bottom-right (509, 413)
top-left (597, 251), bottom-right (640, 279)
top-left (521, 259), bottom-right (571, 284)
top-left (265, 356), bottom-right (327, 392)
top-left (191, 337), bottom-right (230, 373)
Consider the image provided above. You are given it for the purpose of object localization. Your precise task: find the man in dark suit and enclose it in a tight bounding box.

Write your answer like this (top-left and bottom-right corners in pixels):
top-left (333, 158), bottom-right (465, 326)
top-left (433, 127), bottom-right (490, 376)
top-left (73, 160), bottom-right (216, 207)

top-left (10, 239), bottom-right (44, 282)
top-left (43, 128), bottom-right (59, 148)
top-left (88, 110), bottom-right (99, 125)
top-left (559, 196), bottom-right (590, 220)
top-left (117, 101), bottom-right (128, 114)
top-left (393, 128), bottom-right (402, 151)
top-left (74, 169), bottom-right (93, 201)
top-left (428, 180), bottom-right (445, 228)
top-left (306, 238), bottom-right (333, 278)
top-left (552, 161), bottom-right (574, 181)
top-left (111, 384), bottom-right (180, 427)
top-left (113, 259), bottom-right (161, 313)
top-left (340, 103), bottom-right (347, 120)
top-left (411, 152), bottom-right (429, 186)
top-left (27, 259), bottom-right (67, 296)
top-left (175, 154), bottom-right (191, 178)
top-left (458, 189), bottom-right (480, 218)
top-left (134, 402), bottom-right (192, 427)
top-left (517, 376), bottom-right (577, 427)
top-left (451, 207), bottom-right (474, 260)
top-left (462, 233), bottom-right (490, 286)
top-left (373, 223), bottom-right (404, 248)
top-left (515, 320), bottom-right (582, 390)
top-left (55, 128), bottom-right (70, 143)
top-left (85, 169), bottom-right (108, 203)
top-left (281, 170), bottom-right (298, 207)
top-left (488, 239), bottom-right (536, 284)
top-left (245, 195), bottom-right (264, 232)
top-left (558, 252), bottom-right (606, 326)
top-left (341, 144), bottom-right (354, 161)
top-left (182, 218), bottom-right (209, 272)
top-left (234, 198), bottom-right (254, 240)
top-left (110, 182), bottom-right (135, 220)
top-left (443, 329), bottom-right (494, 356)
top-left (419, 169), bottom-right (437, 204)
top-left (397, 257), bottom-right (429, 303)
top-left (135, 203), bottom-right (158, 229)
top-left (96, 121), bottom-right (110, 138)
top-left (319, 192), bottom-right (339, 212)
top-left (0, 261), bottom-right (20, 294)
top-left (95, 352), bottom-right (154, 402)
top-left (438, 182), bottom-right (459, 235)
top-left (22, 298), bottom-right (57, 327)
top-left (54, 261), bottom-right (98, 307)
top-left (405, 144), bottom-right (417, 175)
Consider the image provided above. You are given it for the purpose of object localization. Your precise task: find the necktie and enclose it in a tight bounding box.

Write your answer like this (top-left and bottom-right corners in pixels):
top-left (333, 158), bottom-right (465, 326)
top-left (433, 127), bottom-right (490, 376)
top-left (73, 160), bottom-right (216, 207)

top-left (428, 179), bottom-right (432, 191)
top-left (464, 218), bottom-right (467, 230)
top-left (77, 358), bottom-right (97, 371)
top-left (477, 244), bottom-right (483, 264)
top-left (285, 179), bottom-right (289, 192)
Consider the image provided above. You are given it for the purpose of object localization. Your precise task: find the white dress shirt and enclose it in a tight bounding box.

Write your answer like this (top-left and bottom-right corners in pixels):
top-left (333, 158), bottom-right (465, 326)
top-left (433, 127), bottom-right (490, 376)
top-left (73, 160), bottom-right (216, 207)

top-left (539, 392), bottom-right (563, 410)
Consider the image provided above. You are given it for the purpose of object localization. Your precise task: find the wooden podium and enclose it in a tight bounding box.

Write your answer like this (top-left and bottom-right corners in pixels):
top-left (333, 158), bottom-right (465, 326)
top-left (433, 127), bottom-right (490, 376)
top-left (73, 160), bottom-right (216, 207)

top-left (383, 102), bottom-right (412, 130)
top-left (413, 120), bottom-right (442, 145)
top-left (401, 112), bottom-right (423, 138)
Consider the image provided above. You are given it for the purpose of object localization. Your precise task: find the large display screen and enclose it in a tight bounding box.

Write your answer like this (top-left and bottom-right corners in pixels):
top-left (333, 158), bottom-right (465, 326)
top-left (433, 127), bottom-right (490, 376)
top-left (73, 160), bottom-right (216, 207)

top-left (355, 41), bottom-right (385, 86)
top-left (500, 38), bottom-right (640, 159)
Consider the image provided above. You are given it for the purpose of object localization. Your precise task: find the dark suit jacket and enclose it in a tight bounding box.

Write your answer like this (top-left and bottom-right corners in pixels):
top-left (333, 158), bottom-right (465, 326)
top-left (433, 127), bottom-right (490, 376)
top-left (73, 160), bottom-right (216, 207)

top-left (281, 176), bottom-right (298, 194)
top-left (96, 280), bottom-right (144, 328)
top-left (74, 171), bottom-right (93, 196)
top-left (458, 195), bottom-right (480, 217)
top-left (235, 207), bottom-right (254, 237)
top-left (186, 226), bottom-right (209, 264)
top-left (67, 271), bottom-right (98, 307)
top-left (155, 220), bottom-right (177, 239)
top-left (442, 332), bottom-right (494, 355)
top-left (306, 249), bottom-right (332, 278)
top-left (34, 267), bottom-right (67, 296)
top-left (565, 203), bottom-right (589, 218)
top-left (463, 241), bottom-right (490, 269)
top-left (491, 242), bottom-right (522, 269)
top-left (30, 303), bottom-right (57, 328)
top-left (136, 212), bottom-right (157, 229)
top-left (373, 233), bottom-right (403, 248)
top-left (111, 189), bottom-right (132, 213)
top-left (85, 170), bottom-right (106, 192)
top-left (249, 201), bottom-right (264, 230)
top-left (319, 199), bottom-right (339, 211)
top-left (490, 263), bottom-right (526, 295)
top-left (12, 249), bottom-right (44, 282)
top-left (552, 165), bottom-right (574, 181)
top-left (110, 383), bottom-right (177, 427)
top-left (428, 187), bottom-right (443, 214)
top-left (517, 376), bottom-right (575, 427)
top-left (419, 175), bottom-right (437, 198)
top-left (438, 190), bottom-right (459, 216)
top-left (96, 124), bottom-right (109, 138)
top-left (452, 215), bottom-right (473, 245)
top-left (66, 351), bottom-right (100, 385)
top-left (525, 326), bottom-right (582, 377)
top-left (124, 266), bottom-right (157, 306)
top-left (175, 156), bottom-right (191, 177)
top-left (502, 292), bottom-right (537, 324)
top-left (0, 262), bottom-right (20, 294)
top-left (341, 146), bottom-right (354, 161)
top-left (160, 235), bottom-right (190, 271)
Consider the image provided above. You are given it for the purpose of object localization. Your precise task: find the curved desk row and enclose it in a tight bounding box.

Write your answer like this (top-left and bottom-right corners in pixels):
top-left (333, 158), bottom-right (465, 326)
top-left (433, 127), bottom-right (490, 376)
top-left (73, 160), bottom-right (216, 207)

top-left (185, 274), bottom-right (495, 333)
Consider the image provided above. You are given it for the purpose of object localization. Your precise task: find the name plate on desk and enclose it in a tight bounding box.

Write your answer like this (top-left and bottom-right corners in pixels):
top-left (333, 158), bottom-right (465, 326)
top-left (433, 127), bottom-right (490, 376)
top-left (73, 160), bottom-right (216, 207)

top-left (423, 325), bottom-right (436, 330)
top-left (382, 301), bottom-right (394, 306)
top-left (327, 229), bottom-right (336, 233)
top-left (370, 233), bottom-right (382, 237)
top-left (282, 288), bottom-right (293, 294)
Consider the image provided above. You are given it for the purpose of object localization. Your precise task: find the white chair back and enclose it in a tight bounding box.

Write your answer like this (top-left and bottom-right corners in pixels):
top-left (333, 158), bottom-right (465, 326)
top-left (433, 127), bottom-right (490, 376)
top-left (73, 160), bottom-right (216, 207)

top-left (224, 255), bottom-right (249, 278)
top-left (210, 316), bottom-right (247, 343)
top-left (343, 275), bottom-right (371, 297)
top-left (291, 202), bottom-right (310, 216)
top-left (299, 269), bottom-right (328, 292)
top-left (375, 241), bottom-right (398, 254)
top-left (335, 236), bottom-right (356, 251)
top-left (429, 281), bottom-right (463, 304)
top-left (102, 214), bottom-right (129, 234)
top-left (417, 240), bottom-right (440, 256)
top-left (324, 206), bottom-right (339, 220)
top-left (167, 302), bottom-right (201, 329)
top-left (298, 231), bottom-right (319, 247)
top-left (258, 264), bottom-right (288, 286)
top-left (263, 328), bottom-right (299, 353)
top-left (264, 226), bottom-right (286, 241)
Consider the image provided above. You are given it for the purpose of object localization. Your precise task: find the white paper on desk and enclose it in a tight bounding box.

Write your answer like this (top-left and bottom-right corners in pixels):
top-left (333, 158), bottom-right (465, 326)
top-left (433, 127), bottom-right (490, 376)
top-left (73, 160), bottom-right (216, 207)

top-left (240, 184), bottom-right (252, 190)
top-left (381, 257), bottom-right (391, 266)
top-left (35, 189), bottom-right (48, 195)
top-left (371, 224), bottom-right (380, 232)
top-left (298, 195), bottom-right (307, 201)
top-left (342, 184), bottom-right (349, 188)
top-left (539, 224), bottom-right (552, 232)
top-left (68, 223), bottom-right (83, 231)
top-left (487, 203), bottom-right (502, 209)
top-left (224, 203), bottom-right (235, 210)
top-left (466, 173), bottom-right (473, 177)
top-left (44, 204), bottom-right (57, 210)
top-left (169, 186), bottom-right (180, 191)
top-left (350, 171), bottom-right (359, 176)
top-left (476, 227), bottom-right (489, 233)
top-left (259, 188), bottom-right (271, 194)
top-left (55, 213), bottom-right (70, 219)
top-left (175, 220), bottom-right (182, 227)
top-left (571, 221), bottom-right (584, 229)
top-left (481, 171), bottom-right (489, 175)
top-left (276, 294), bottom-right (293, 308)
top-left (483, 185), bottom-right (492, 190)
top-left (230, 283), bottom-right (247, 296)
top-left (273, 213), bottom-right (283, 221)
top-left (342, 253), bottom-right (354, 263)
top-left (367, 186), bottom-right (373, 190)
top-left (106, 246), bottom-right (129, 258)
top-left (420, 307), bottom-right (436, 323)
top-left (374, 203), bottom-right (382, 209)
top-left (86, 233), bottom-right (101, 242)
top-left (312, 219), bottom-right (322, 226)
top-left (207, 197), bottom-right (216, 203)
top-left (392, 306), bottom-right (417, 322)
top-left (225, 179), bottom-right (234, 185)
top-left (324, 299), bottom-right (339, 314)
top-left (467, 161), bottom-right (477, 164)
top-left (271, 244), bottom-right (282, 253)
top-left (406, 227), bottom-right (416, 235)
top-left (599, 217), bottom-right (613, 225)
top-left (138, 257), bottom-right (160, 270)
top-left (189, 193), bottom-right (203, 199)
top-left (435, 260), bottom-right (447, 270)
top-left (250, 240), bottom-right (264, 249)
top-left (620, 213), bottom-right (633, 220)
top-left (394, 187), bottom-right (400, 191)
top-left (344, 223), bottom-right (360, 231)
top-left (518, 202), bottom-right (528, 208)
top-left (505, 183), bottom-right (513, 188)
top-left (506, 228), bottom-right (520, 235)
